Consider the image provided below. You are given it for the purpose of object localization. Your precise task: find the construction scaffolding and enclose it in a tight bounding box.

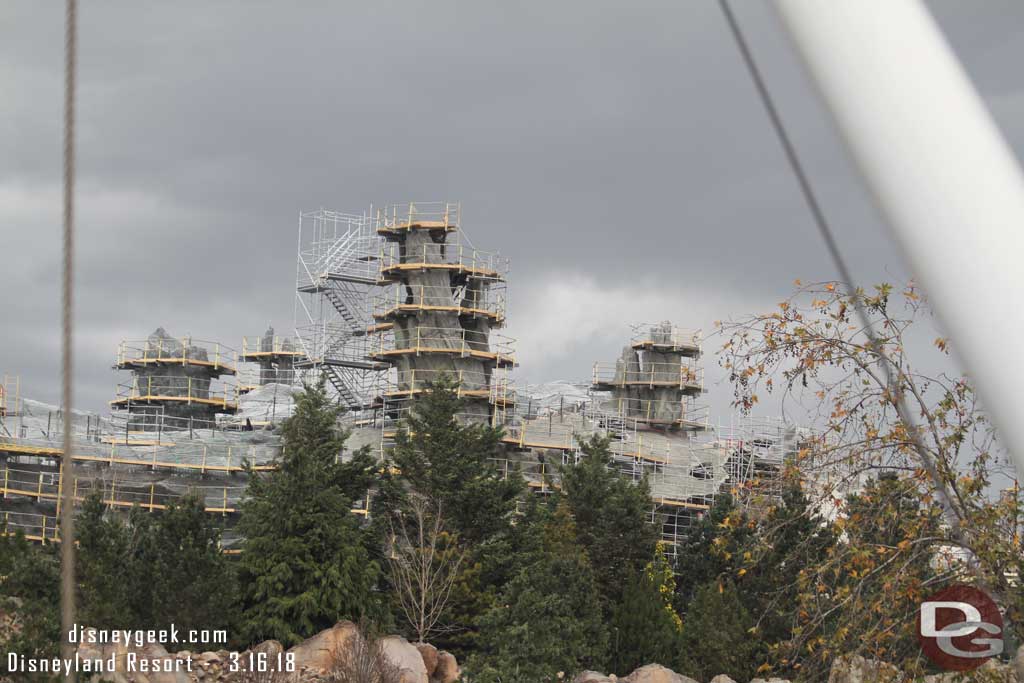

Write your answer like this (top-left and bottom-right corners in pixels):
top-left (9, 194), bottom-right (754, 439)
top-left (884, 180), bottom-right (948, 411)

top-left (369, 202), bottom-right (514, 429)
top-left (113, 330), bottom-right (240, 430)
top-left (0, 375), bottom-right (20, 426)
top-left (294, 209), bottom-right (387, 411)
top-left (1, 202), bottom-right (791, 564)
top-left (239, 328), bottom-right (304, 389)
top-left (591, 322), bottom-right (708, 431)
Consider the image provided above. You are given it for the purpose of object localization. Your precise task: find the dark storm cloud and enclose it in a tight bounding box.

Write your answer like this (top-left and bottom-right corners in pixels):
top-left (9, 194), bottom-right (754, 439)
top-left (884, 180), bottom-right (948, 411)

top-left (2, 1), bottom-right (1023, 416)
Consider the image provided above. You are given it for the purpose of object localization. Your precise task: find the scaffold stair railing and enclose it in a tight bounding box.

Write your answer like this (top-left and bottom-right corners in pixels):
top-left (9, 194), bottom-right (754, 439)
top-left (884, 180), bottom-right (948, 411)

top-left (322, 282), bottom-right (366, 333)
top-left (322, 365), bottom-right (361, 410)
top-left (318, 223), bottom-right (380, 282)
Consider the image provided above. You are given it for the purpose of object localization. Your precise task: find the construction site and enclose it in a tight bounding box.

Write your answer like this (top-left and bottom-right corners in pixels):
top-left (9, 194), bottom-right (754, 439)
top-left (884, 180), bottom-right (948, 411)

top-left (0, 201), bottom-right (794, 553)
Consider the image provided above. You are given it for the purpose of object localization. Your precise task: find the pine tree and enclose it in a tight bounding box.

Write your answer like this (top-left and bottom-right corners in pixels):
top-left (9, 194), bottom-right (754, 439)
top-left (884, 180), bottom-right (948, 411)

top-left (136, 494), bottom-right (237, 642)
top-left (673, 492), bottom-right (751, 612)
top-left (77, 491), bottom-right (133, 629)
top-left (76, 491), bottom-right (238, 642)
top-left (386, 375), bottom-right (523, 546)
top-left (560, 434), bottom-right (658, 615)
top-left (608, 545), bottom-right (683, 675)
top-left (468, 502), bottom-right (609, 682)
top-left (737, 482), bottom-right (836, 669)
top-left (237, 381), bottom-right (385, 647)
top-left (677, 580), bottom-right (758, 682)
top-left (381, 375), bottom-right (525, 654)
top-left (0, 530), bottom-right (60, 668)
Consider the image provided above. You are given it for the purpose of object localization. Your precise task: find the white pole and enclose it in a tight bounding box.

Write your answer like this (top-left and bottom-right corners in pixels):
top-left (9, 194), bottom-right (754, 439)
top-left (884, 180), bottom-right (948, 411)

top-left (773, 0), bottom-right (1024, 479)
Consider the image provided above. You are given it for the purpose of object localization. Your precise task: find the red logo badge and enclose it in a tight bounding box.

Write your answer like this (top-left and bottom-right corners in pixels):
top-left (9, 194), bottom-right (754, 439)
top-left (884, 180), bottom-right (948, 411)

top-left (918, 584), bottom-right (1003, 671)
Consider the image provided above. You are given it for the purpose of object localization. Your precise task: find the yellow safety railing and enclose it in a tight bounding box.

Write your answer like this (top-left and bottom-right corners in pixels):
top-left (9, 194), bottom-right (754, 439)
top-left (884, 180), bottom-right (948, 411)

top-left (373, 202), bottom-right (460, 233)
top-left (387, 368), bottom-right (503, 395)
top-left (630, 323), bottom-right (702, 354)
top-left (111, 376), bottom-right (240, 410)
top-left (592, 362), bottom-right (703, 390)
top-left (371, 326), bottom-right (516, 363)
top-left (240, 336), bottom-right (304, 358)
top-left (115, 337), bottom-right (237, 375)
top-left (379, 242), bottom-right (508, 281)
top-left (371, 284), bottom-right (507, 322)
top-left (0, 465), bottom-right (247, 514)
top-left (604, 396), bottom-right (709, 429)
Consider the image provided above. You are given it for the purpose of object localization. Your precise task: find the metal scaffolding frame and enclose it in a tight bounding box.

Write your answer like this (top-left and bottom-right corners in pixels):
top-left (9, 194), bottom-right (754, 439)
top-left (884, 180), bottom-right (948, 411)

top-left (293, 209), bottom-right (388, 411)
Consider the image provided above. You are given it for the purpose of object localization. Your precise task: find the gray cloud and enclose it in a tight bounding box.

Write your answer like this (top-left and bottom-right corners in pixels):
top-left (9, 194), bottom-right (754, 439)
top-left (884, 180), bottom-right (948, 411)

top-left (1, 1), bottom-right (1022, 417)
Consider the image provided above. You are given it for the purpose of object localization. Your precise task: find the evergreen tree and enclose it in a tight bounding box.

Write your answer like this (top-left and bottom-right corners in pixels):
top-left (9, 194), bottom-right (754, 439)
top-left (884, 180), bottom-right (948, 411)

top-left (670, 485), bottom-right (836, 676)
top-left (468, 502), bottom-right (609, 682)
top-left (673, 492), bottom-right (751, 613)
top-left (386, 375), bottom-right (523, 546)
top-left (77, 491), bottom-right (238, 642)
top-left (133, 494), bottom-right (237, 641)
top-left (77, 491), bottom-right (133, 629)
top-left (608, 546), bottom-right (682, 675)
top-left (0, 530), bottom-right (60, 670)
top-left (381, 375), bottom-right (525, 654)
top-left (237, 381), bottom-right (384, 647)
top-left (677, 580), bottom-right (758, 682)
top-left (736, 482), bottom-right (836, 671)
top-left (560, 434), bottom-right (657, 614)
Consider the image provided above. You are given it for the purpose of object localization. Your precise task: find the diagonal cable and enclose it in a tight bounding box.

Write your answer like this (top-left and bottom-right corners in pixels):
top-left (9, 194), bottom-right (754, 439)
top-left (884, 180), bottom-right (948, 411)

top-left (717, 0), bottom-right (980, 579)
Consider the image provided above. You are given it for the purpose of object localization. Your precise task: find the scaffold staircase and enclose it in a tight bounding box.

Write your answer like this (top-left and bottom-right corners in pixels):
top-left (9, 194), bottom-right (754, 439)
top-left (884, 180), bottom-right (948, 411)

top-left (294, 209), bottom-right (387, 413)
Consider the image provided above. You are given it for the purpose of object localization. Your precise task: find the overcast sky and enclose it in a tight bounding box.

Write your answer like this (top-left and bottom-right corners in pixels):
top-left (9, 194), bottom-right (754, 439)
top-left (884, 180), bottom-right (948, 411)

top-left (2, 1), bottom-right (1023, 420)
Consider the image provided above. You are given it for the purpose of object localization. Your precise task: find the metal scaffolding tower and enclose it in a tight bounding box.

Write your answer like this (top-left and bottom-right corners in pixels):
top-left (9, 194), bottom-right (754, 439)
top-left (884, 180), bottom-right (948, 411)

top-left (293, 209), bottom-right (388, 411)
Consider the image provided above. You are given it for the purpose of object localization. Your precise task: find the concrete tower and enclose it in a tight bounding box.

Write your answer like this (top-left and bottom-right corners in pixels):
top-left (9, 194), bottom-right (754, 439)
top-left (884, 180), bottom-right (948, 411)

top-left (592, 322), bottom-right (705, 431)
top-left (111, 327), bottom-right (238, 430)
top-left (239, 326), bottom-right (304, 391)
top-left (369, 203), bottom-right (513, 425)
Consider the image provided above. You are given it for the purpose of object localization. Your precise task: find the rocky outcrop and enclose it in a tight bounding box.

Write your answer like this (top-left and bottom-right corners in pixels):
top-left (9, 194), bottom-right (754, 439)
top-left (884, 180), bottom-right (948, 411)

top-left (68, 622), bottom-right (459, 683)
top-left (62, 634), bottom-right (1023, 683)
top-left (828, 656), bottom-right (903, 683)
top-left (921, 659), bottom-right (1019, 682)
top-left (829, 653), bottom-right (1022, 683)
top-left (73, 629), bottom-right (190, 683)
top-left (624, 664), bottom-right (698, 683)
top-left (416, 642), bottom-right (439, 678)
top-left (573, 672), bottom-right (616, 683)
top-left (380, 635), bottom-right (429, 683)
top-left (434, 650), bottom-right (460, 683)
top-left (286, 620), bottom-right (361, 672)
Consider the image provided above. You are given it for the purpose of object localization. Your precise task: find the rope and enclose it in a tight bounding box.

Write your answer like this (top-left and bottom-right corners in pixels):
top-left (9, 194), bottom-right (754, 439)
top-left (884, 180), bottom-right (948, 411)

top-left (60, 1), bottom-right (78, 680)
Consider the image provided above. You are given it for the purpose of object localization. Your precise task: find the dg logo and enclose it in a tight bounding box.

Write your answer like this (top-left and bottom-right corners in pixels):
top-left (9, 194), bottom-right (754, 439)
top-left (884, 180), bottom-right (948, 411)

top-left (918, 584), bottom-right (1004, 671)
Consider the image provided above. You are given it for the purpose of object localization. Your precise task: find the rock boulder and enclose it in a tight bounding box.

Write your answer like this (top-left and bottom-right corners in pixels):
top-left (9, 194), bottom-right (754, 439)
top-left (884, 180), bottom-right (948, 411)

top-left (416, 642), bottom-right (439, 677)
top-left (828, 656), bottom-right (902, 683)
top-left (380, 635), bottom-right (429, 683)
top-left (286, 620), bottom-right (360, 673)
top-left (624, 664), bottom-right (698, 683)
top-left (433, 650), bottom-right (460, 683)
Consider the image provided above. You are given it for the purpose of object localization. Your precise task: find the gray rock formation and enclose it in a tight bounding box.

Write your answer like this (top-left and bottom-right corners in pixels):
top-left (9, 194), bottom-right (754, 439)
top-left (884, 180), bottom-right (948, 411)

top-left (574, 672), bottom-right (616, 683)
top-left (72, 621), bottom-right (460, 683)
top-left (378, 219), bottom-right (506, 426)
top-left (286, 620), bottom-right (361, 672)
top-left (120, 328), bottom-right (236, 430)
top-left (827, 655), bottom-right (903, 683)
top-left (624, 664), bottom-right (699, 683)
top-left (379, 635), bottom-right (429, 683)
top-left (433, 651), bottom-right (460, 683)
